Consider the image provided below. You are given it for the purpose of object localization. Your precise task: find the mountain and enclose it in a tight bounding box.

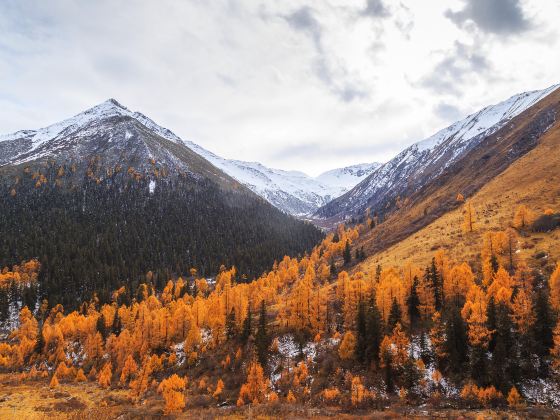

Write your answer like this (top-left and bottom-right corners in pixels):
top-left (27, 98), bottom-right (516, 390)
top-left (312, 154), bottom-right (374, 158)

top-left (0, 99), bottom-right (323, 307)
top-left (331, 84), bottom-right (560, 260)
top-left (315, 84), bottom-right (559, 222)
top-left (1, 100), bottom-right (379, 216)
top-left (178, 140), bottom-right (380, 216)
top-left (183, 139), bottom-right (381, 215)
top-left (315, 163), bottom-right (381, 190)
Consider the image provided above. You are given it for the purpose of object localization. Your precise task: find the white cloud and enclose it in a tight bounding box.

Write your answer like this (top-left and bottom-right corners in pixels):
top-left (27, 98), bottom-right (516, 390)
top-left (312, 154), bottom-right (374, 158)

top-left (0, 0), bottom-right (558, 176)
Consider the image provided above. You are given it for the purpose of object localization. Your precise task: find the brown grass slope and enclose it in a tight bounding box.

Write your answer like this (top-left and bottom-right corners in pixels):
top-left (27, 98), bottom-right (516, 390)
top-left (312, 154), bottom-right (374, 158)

top-left (356, 87), bottom-right (560, 261)
top-left (357, 93), bottom-right (560, 273)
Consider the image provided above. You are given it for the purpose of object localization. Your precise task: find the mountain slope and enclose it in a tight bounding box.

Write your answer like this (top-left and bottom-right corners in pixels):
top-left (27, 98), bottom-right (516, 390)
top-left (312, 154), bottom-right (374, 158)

top-left (315, 84), bottom-right (559, 222)
top-left (360, 112), bottom-right (560, 272)
top-left (0, 100), bottom-right (323, 307)
top-left (345, 84), bottom-right (560, 261)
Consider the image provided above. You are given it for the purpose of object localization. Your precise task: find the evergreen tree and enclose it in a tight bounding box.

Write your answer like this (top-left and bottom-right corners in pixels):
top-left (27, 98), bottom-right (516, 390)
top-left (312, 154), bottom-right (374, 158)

top-left (419, 330), bottom-right (432, 366)
top-left (403, 357), bottom-right (421, 395)
top-left (35, 326), bottom-right (45, 355)
top-left (387, 298), bottom-right (402, 333)
top-left (491, 303), bottom-right (517, 392)
top-left (96, 313), bottom-right (108, 341)
top-left (343, 240), bottom-right (352, 265)
top-left (365, 296), bottom-right (383, 367)
top-left (226, 307), bottom-right (237, 340)
top-left (444, 304), bottom-right (468, 375)
top-left (112, 310), bottom-right (122, 335)
top-left (429, 258), bottom-right (442, 311)
top-left (534, 289), bottom-right (554, 375)
top-left (407, 276), bottom-right (421, 331)
top-left (255, 300), bottom-right (269, 368)
top-left (329, 258), bottom-right (337, 277)
top-left (332, 232), bottom-right (340, 243)
top-left (355, 300), bottom-right (367, 363)
top-left (241, 304), bottom-right (252, 344)
top-left (486, 297), bottom-right (497, 352)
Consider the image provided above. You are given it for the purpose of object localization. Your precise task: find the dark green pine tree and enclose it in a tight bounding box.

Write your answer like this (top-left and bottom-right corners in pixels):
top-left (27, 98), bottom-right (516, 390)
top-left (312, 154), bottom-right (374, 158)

top-left (403, 357), bottom-right (421, 396)
top-left (226, 307), bottom-right (237, 340)
top-left (343, 240), bottom-right (352, 265)
top-left (534, 288), bottom-right (554, 376)
top-left (112, 310), bottom-right (122, 335)
top-left (255, 300), bottom-right (270, 368)
top-left (407, 276), bottom-right (421, 332)
top-left (387, 297), bottom-right (402, 333)
top-left (491, 302), bottom-right (517, 393)
top-left (365, 296), bottom-right (383, 367)
top-left (332, 231), bottom-right (340, 243)
top-left (355, 300), bottom-right (367, 363)
top-left (241, 304), bottom-right (252, 344)
top-left (419, 330), bottom-right (432, 366)
top-left (382, 347), bottom-right (394, 393)
top-left (330, 258), bottom-right (337, 277)
top-left (486, 297), bottom-right (497, 352)
top-left (96, 313), bottom-right (108, 341)
top-left (444, 304), bottom-right (468, 376)
top-left (429, 258), bottom-right (443, 311)
top-left (35, 326), bottom-right (45, 355)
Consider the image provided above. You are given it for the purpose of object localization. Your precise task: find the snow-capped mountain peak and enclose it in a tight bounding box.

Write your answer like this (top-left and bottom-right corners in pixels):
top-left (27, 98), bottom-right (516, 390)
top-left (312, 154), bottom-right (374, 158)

top-left (315, 83), bottom-right (560, 220)
top-left (0, 99), bottom-right (378, 216)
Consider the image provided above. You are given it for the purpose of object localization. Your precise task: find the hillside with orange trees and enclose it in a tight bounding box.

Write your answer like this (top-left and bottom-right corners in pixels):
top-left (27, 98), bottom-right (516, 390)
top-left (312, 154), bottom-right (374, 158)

top-left (1, 214), bottom-right (560, 417)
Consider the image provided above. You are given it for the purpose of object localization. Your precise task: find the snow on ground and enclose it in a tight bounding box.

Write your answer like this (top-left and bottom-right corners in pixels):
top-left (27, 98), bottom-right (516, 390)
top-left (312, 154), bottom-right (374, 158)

top-left (522, 378), bottom-right (560, 407)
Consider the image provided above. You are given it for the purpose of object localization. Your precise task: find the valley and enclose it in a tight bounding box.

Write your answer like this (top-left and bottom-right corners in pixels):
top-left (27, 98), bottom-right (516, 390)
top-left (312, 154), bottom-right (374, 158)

top-left (1, 85), bottom-right (560, 419)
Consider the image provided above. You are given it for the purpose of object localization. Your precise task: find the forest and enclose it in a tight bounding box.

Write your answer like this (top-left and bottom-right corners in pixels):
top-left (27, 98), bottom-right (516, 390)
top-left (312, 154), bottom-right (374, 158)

top-left (1, 200), bottom-right (559, 416)
top-left (0, 161), bottom-right (323, 308)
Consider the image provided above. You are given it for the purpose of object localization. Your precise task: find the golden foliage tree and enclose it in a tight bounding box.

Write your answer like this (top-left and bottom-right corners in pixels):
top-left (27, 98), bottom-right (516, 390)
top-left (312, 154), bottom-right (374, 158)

top-left (513, 205), bottom-right (535, 229)
top-left (98, 362), bottom-right (112, 389)
top-left (120, 354), bottom-right (138, 385)
top-left (237, 361), bottom-right (268, 405)
top-left (158, 374), bottom-right (186, 414)
top-left (338, 331), bottom-right (356, 360)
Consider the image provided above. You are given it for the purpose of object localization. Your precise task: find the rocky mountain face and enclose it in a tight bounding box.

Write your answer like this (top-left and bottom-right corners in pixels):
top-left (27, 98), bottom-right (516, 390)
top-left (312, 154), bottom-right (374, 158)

top-left (314, 84), bottom-right (559, 223)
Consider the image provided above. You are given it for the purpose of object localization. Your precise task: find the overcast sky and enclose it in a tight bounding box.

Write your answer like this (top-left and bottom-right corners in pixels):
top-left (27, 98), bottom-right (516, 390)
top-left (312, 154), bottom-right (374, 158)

top-left (1, 0), bottom-right (559, 176)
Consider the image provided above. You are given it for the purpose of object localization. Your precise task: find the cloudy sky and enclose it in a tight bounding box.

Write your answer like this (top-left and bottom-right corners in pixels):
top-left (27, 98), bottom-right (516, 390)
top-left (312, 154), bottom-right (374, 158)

top-left (1, 0), bottom-right (559, 176)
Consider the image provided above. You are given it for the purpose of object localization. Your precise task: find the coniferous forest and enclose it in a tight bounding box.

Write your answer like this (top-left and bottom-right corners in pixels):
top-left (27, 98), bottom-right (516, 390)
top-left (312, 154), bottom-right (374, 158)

top-left (0, 163), bottom-right (323, 309)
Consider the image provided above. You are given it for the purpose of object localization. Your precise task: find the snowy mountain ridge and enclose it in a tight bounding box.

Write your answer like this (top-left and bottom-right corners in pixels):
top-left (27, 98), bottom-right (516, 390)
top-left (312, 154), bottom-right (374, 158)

top-left (0, 99), bottom-right (378, 216)
top-left (315, 83), bottom-right (560, 220)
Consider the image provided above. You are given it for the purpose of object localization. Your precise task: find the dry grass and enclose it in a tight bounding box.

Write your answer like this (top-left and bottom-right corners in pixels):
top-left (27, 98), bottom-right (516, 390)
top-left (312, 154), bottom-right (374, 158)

top-left (358, 116), bottom-right (560, 274)
top-left (0, 373), bottom-right (553, 419)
